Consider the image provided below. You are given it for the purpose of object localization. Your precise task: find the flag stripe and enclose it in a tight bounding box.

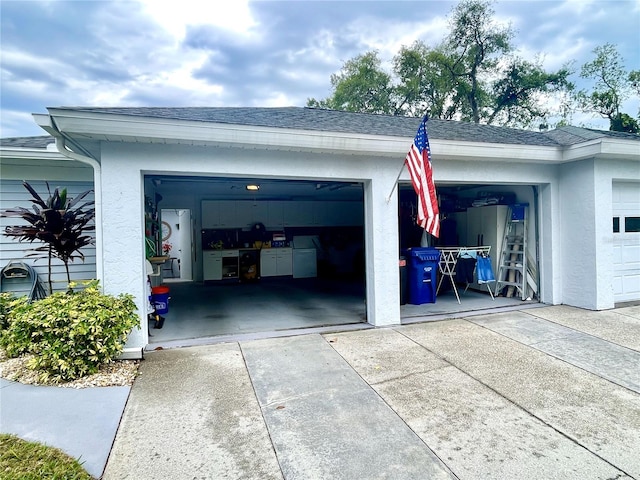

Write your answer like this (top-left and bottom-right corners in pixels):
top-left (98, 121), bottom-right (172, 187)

top-left (404, 117), bottom-right (439, 238)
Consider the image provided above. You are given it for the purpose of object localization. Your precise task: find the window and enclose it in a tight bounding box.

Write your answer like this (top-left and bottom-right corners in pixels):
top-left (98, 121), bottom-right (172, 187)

top-left (625, 217), bottom-right (640, 233)
top-left (613, 217), bottom-right (620, 233)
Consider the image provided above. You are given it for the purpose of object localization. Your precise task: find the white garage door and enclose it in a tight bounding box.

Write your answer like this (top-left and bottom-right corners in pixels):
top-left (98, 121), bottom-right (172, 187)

top-left (613, 182), bottom-right (640, 303)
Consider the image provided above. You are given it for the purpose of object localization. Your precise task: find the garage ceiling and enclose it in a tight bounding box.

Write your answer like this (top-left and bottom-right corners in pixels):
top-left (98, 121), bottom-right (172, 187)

top-left (148, 175), bottom-right (364, 201)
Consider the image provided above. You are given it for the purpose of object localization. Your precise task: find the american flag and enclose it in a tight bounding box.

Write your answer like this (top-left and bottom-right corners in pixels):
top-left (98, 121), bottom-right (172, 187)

top-left (405, 116), bottom-right (440, 237)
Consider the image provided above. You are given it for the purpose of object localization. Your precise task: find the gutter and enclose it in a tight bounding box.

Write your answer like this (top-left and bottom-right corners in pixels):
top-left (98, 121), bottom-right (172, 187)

top-left (33, 114), bottom-right (104, 286)
top-left (34, 113), bottom-right (143, 359)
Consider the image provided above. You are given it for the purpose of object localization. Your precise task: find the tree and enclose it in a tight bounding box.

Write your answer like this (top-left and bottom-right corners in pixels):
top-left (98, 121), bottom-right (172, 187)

top-left (1, 182), bottom-right (95, 293)
top-left (577, 43), bottom-right (639, 133)
top-left (307, 52), bottom-right (394, 114)
top-left (308, 0), bottom-right (572, 128)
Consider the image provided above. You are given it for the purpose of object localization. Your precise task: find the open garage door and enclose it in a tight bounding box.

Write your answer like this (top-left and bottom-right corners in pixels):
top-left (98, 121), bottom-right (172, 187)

top-left (613, 181), bottom-right (640, 303)
top-left (399, 183), bottom-right (540, 317)
top-left (144, 175), bottom-right (367, 345)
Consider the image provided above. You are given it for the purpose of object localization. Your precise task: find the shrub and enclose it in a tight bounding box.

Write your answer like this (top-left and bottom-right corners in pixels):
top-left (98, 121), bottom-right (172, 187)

top-left (2, 280), bottom-right (139, 383)
top-left (0, 292), bottom-right (16, 332)
top-left (0, 293), bottom-right (29, 350)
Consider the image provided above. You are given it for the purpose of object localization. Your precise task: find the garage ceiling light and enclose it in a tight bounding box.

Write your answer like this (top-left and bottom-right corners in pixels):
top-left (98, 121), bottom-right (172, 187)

top-left (246, 184), bottom-right (260, 191)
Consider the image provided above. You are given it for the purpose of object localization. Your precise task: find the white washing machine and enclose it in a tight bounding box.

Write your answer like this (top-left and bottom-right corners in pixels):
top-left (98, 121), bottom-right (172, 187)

top-left (293, 248), bottom-right (317, 278)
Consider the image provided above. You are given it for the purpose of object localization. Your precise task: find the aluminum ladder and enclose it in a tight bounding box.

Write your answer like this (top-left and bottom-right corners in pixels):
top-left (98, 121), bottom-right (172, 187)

top-left (494, 204), bottom-right (529, 300)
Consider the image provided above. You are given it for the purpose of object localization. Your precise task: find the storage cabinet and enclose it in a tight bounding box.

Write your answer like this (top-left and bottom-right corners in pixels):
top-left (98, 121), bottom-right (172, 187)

top-left (203, 250), bottom-right (239, 281)
top-left (266, 201), bottom-right (284, 228)
top-left (236, 202), bottom-right (268, 228)
top-left (202, 201), bottom-right (237, 228)
top-left (260, 248), bottom-right (292, 277)
top-left (202, 200), bottom-right (363, 228)
top-left (203, 251), bottom-right (222, 280)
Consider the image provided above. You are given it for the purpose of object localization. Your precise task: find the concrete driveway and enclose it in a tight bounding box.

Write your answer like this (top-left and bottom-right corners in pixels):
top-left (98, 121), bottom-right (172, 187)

top-left (103, 305), bottom-right (640, 480)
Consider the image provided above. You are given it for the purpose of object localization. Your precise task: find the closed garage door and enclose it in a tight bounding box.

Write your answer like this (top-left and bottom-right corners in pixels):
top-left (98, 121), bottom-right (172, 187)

top-left (613, 182), bottom-right (640, 303)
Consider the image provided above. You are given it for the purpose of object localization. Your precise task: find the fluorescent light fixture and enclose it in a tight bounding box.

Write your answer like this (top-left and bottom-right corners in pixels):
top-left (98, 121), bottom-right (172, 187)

top-left (246, 184), bottom-right (260, 191)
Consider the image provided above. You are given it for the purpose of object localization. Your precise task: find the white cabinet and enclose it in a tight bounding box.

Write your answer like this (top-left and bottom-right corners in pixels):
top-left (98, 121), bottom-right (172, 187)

top-left (236, 201), bottom-right (268, 228)
top-left (203, 200), bottom-right (364, 228)
top-left (203, 251), bottom-right (222, 280)
top-left (276, 248), bottom-right (293, 275)
top-left (260, 248), bottom-right (292, 277)
top-left (266, 201), bottom-right (284, 228)
top-left (260, 250), bottom-right (277, 277)
top-left (203, 250), bottom-right (240, 280)
top-left (202, 201), bottom-right (238, 228)
top-left (283, 201), bottom-right (311, 226)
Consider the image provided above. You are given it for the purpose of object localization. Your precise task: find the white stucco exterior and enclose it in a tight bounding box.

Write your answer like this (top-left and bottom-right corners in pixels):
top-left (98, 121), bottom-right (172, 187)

top-left (9, 107), bottom-right (635, 355)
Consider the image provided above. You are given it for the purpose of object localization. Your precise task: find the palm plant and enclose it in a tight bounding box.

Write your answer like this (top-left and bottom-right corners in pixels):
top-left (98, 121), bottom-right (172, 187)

top-left (1, 181), bottom-right (95, 293)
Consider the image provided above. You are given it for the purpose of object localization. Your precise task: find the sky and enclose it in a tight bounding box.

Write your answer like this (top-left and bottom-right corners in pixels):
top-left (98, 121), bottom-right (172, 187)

top-left (1, 0), bottom-right (639, 138)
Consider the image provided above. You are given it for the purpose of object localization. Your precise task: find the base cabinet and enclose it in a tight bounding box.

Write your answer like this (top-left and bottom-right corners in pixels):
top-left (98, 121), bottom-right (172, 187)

top-left (260, 248), bottom-right (292, 277)
top-left (203, 251), bottom-right (222, 280)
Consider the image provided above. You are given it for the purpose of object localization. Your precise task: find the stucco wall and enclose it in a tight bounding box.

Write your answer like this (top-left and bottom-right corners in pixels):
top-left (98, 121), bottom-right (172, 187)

top-left (96, 139), bottom-right (635, 349)
top-left (559, 159), bottom-right (598, 309)
top-left (100, 142), bottom-right (404, 349)
top-left (559, 156), bottom-right (639, 310)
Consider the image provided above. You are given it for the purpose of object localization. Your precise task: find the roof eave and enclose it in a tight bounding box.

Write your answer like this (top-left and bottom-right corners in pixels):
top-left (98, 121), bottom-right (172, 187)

top-left (43, 108), bottom-right (594, 164)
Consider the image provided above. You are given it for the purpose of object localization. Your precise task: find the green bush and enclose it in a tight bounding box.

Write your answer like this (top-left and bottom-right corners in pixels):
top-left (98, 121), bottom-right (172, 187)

top-left (0, 292), bottom-right (17, 332)
top-left (2, 280), bottom-right (139, 383)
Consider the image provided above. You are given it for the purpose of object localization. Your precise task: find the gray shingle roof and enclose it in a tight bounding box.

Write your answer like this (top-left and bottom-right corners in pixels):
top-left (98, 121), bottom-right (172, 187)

top-left (544, 125), bottom-right (640, 145)
top-left (54, 106), bottom-right (564, 146)
top-left (5, 107), bottom-right (639, 148)
top-left (0, 136), bottom-right (54, 148)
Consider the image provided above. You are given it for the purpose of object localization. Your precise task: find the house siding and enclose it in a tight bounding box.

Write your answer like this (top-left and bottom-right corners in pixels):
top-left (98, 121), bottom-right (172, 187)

top-left (0, 179), bottom-right (97, 295)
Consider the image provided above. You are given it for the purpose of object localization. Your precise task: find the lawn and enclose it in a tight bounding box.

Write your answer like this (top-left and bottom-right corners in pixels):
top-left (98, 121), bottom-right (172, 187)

top-left (0, 433), bottom-right (93, 479)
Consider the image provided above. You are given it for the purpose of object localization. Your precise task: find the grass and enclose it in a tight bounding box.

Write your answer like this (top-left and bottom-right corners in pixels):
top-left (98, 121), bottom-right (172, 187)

top-left (0, 433), bottom-right (93, 480)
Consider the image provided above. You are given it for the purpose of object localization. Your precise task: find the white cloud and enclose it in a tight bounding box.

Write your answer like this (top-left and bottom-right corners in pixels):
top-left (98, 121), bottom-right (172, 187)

top-left (137, 0), bottom-right (258, 41)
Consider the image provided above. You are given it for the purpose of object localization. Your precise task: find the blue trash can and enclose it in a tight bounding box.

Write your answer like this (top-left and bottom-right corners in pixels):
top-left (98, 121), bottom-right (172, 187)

top-left (408, 247), bottom-right (440, 304)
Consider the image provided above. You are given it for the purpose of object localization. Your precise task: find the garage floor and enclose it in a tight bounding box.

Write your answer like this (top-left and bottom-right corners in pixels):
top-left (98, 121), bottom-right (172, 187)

top-left (147, 278), bottom-right (534, 349)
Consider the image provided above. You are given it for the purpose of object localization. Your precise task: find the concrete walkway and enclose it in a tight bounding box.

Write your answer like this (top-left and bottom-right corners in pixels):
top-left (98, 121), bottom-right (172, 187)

top-left (103, 304), bottom-right (640, 480)
top-left (0, 379), bottom-right (129, 479)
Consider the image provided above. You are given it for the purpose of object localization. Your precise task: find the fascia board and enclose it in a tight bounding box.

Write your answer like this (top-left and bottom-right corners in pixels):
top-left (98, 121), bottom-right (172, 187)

top-left (47, 110), bottom-right (407, 155)
top-left (47, 109), bottom-right (566, 163)
top-left (0, 147), bottom-right (66, 161)
top-left (433, 140), bottom-right (562, 163)
top-left (561, 137), bottom-right (640, 162)
top-left (599, 138), bottom-right (640, 160)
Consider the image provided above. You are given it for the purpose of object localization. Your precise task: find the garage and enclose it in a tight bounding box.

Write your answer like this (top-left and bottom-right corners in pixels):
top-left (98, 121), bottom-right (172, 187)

top-left (25, 106), bottom-right (638, 356)
top-left (613, 181), bottom-right (640, 303)
top-left (144, 170), bottom-right (539, 346)
top-left (144, 175), bottom-right (369, 345)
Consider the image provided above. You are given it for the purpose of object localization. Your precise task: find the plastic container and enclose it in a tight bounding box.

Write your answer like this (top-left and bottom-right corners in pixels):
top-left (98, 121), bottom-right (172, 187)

top-left (510, 203), bottom-right (528, 221)
top-left (407, 247), bottom-right (440, 305)
top-left (151, 285), bottom-right (170, 314)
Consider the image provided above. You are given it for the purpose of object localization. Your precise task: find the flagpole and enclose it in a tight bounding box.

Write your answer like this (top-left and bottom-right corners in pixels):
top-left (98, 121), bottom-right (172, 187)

top-left (385, 161), bottom-right (406, 203)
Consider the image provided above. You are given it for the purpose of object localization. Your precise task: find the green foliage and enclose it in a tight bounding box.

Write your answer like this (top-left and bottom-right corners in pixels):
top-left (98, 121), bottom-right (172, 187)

top-left (1, 281), bottom-right (139, 383)
top-left (0, 433), bottom-right (92, 480)
top-left (308, 0), bottom-right (572, 128)
top-left (0, 292), bottom-right (17, 332)
top-left (308, 51), bottom-right (394, 114)
top-left (0, 181), bottom-right (95, 293)
top-left (576, 43), bottom-right (639, 131)
top-left (610, 113), bottom-right (639, 133)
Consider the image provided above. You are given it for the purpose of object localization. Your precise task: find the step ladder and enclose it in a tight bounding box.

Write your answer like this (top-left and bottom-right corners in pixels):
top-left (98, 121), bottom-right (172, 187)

top-left (495, 204), bottom-right (530, 300)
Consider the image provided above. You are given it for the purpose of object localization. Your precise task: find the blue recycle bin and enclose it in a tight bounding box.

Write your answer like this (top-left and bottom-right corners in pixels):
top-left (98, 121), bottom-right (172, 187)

top-left (407, 247), bottom-right (440, 305)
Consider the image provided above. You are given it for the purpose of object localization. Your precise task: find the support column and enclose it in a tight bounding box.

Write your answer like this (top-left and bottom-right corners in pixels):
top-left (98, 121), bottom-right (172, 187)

top-left (364, 175), bottom-right (401, 327)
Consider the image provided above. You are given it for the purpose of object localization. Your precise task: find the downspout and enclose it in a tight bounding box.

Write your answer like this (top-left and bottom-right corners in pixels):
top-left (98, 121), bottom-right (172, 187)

top-left (53, 135), bottom-right (104, 284)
